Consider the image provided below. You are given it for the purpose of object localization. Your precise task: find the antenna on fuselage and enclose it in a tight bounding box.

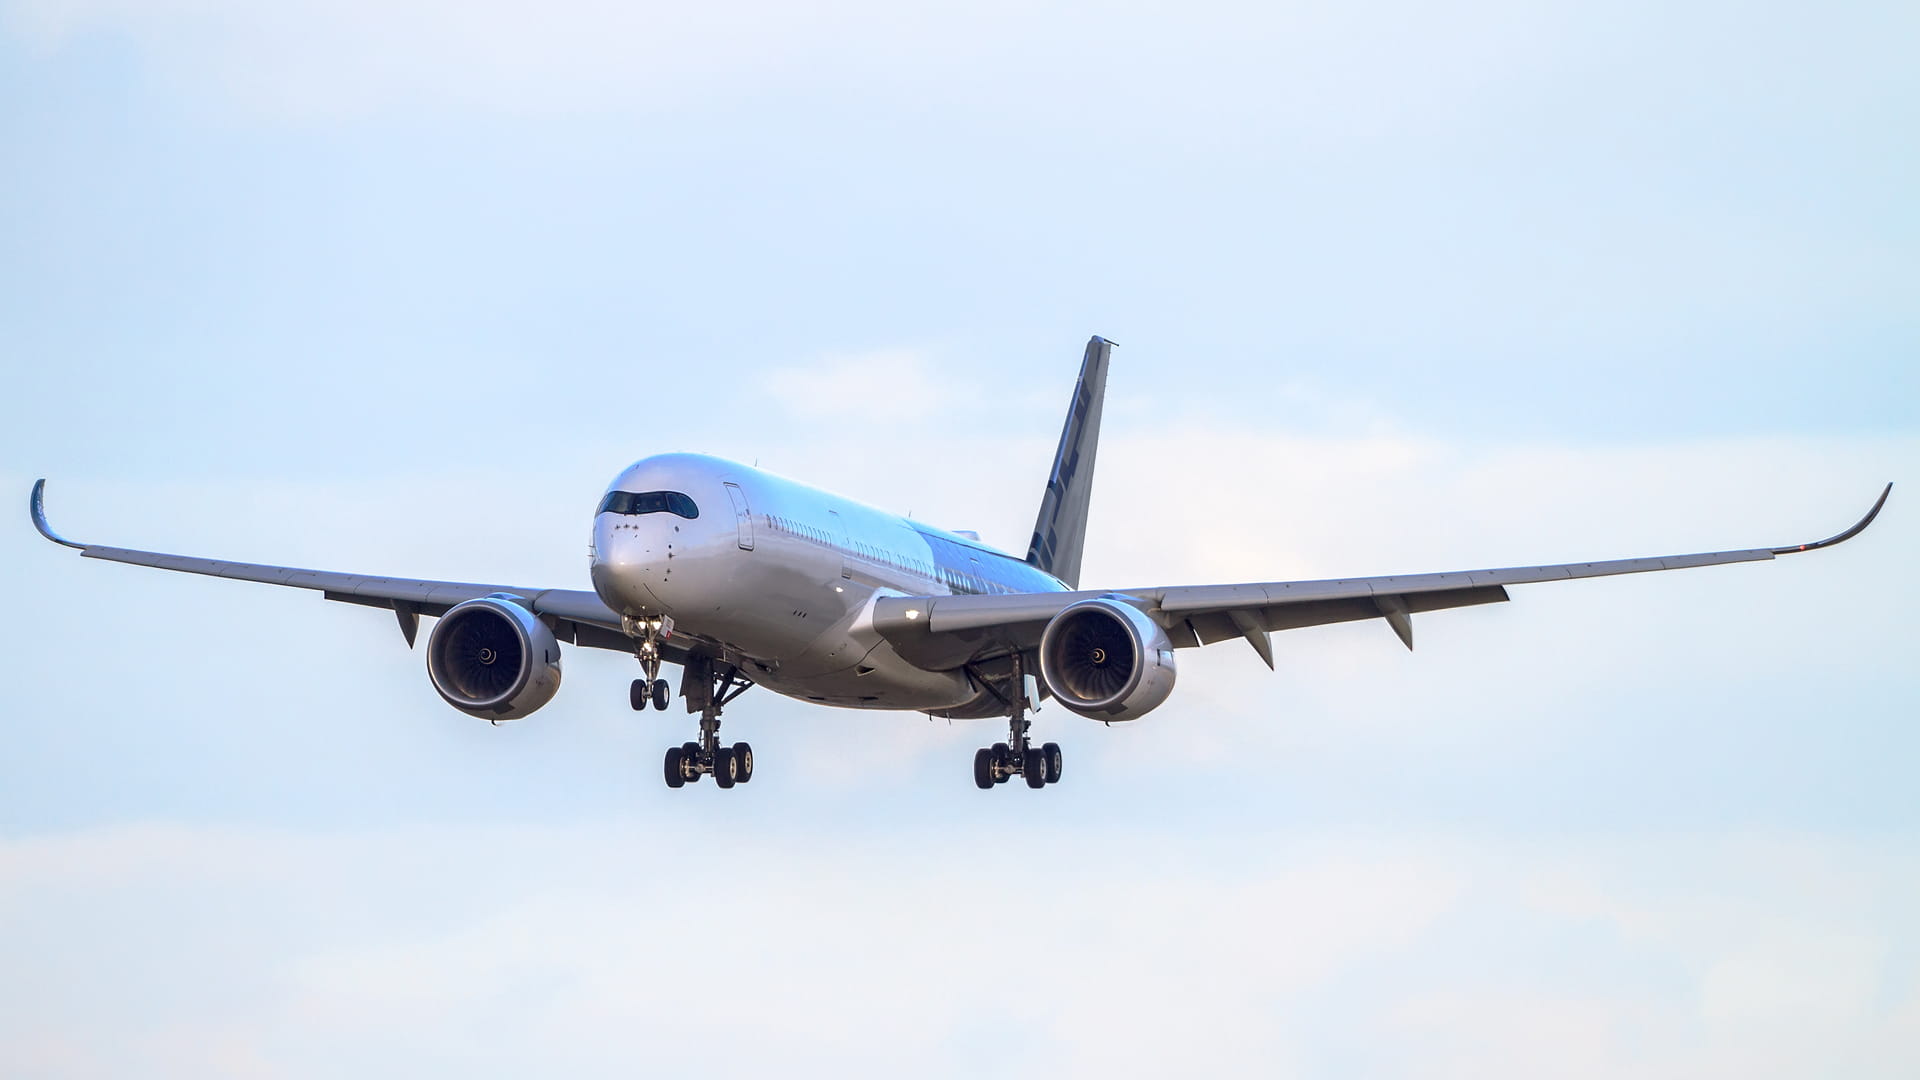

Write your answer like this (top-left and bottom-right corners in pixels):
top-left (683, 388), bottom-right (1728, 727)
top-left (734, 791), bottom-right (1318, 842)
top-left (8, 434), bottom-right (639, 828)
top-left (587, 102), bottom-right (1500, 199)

top-left (1024, 335), bottom-right (1112, 590)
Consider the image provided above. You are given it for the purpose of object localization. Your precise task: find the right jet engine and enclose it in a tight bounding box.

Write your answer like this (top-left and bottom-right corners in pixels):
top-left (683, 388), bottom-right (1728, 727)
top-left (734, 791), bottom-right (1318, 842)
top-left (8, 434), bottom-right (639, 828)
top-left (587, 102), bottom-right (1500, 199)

top-left (1037, 598), bottom-right (1177, 721)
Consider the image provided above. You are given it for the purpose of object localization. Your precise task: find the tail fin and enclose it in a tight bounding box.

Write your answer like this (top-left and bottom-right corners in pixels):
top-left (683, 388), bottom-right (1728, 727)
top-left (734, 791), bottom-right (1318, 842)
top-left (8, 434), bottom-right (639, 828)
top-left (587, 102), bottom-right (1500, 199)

top-left (1025, 336), bottom-right (1113, 589)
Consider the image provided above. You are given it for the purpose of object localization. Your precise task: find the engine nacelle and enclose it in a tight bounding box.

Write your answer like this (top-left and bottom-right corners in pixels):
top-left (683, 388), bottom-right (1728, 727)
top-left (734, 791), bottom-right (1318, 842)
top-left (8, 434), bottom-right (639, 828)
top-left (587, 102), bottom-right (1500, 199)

top-left (426, 595), bottom-right (563, 721)
top-left (1038, 598), bottom-right (1177, 721)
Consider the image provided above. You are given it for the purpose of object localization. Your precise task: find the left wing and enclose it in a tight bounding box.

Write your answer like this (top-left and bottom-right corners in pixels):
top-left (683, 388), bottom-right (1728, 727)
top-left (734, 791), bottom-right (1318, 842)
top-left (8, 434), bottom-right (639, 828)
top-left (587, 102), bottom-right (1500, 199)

top-left (30, 480), bottom-right (650, 656)
top-left (873, 484), bottom-right (1892, 670)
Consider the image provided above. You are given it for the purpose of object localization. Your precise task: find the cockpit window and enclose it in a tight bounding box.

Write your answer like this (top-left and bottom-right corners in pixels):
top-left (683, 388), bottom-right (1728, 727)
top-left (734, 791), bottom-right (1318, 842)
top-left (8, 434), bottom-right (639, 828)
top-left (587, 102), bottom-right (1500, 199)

top-left (598, 490), bottom-right (699, 519)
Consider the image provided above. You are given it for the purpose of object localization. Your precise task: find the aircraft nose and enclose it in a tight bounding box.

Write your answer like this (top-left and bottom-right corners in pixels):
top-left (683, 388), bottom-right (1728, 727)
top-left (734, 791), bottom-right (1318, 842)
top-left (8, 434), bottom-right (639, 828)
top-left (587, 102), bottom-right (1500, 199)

top-left (590, 517), bottom-right (672, 615)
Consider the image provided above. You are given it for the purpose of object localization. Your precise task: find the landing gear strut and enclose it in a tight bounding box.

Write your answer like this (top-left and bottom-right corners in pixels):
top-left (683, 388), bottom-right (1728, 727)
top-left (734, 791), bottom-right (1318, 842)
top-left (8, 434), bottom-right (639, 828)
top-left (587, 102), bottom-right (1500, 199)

top-left (972, 653), bottom-right (1062, 790)
top-left (660, 653), bottom-right (755, 791)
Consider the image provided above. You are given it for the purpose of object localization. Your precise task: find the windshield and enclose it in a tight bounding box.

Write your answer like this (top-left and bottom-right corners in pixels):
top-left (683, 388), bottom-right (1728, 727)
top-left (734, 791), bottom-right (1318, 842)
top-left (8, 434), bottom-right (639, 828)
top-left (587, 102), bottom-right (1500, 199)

top-left (598, 490), bottom-right (699, 519)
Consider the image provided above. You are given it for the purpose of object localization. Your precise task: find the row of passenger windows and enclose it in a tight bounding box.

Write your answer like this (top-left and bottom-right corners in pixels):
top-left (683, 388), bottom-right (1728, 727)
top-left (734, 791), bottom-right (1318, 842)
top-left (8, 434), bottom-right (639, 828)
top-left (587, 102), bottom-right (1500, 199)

top-left (598, 490), bottom-right (699, 519)
top-left (768, 514), bottom-right (842, 550)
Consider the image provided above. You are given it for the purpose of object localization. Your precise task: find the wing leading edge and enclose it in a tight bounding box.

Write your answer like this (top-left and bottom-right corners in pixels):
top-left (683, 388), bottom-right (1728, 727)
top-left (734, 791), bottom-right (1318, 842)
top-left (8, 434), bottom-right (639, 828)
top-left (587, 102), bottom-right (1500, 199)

top-left (872, 484), bottom-right (1893, 671)
top-left (29, 479), bottom-right (641, 655)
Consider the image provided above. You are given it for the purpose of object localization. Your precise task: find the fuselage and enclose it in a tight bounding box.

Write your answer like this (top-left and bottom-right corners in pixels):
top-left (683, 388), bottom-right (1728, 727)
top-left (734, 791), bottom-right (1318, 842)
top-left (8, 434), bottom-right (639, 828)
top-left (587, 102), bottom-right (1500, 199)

top-left (588, 454), bottom-right (1069, 711)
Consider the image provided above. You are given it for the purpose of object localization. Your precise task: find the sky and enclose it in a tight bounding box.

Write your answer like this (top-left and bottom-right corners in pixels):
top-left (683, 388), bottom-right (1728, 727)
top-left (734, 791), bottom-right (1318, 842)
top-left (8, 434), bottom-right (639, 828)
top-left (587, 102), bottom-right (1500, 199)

top-left (2, 0), bottom-right (1917, 1076)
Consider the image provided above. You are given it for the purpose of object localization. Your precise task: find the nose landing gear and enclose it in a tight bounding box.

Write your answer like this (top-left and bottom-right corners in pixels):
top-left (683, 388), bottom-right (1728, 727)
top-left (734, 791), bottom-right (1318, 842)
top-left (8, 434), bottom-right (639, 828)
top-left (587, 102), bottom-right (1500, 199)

top-left (624, 614), bottom-right (674, 711)
top-left (972, 653), bottom-right (1062, 790)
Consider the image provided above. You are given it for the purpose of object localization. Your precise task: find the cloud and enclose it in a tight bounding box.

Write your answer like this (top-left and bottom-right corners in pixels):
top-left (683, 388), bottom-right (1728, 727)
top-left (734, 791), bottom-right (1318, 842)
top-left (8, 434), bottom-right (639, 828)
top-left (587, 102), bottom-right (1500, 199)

top-left (4, 822), bottom-right (1918, 1078)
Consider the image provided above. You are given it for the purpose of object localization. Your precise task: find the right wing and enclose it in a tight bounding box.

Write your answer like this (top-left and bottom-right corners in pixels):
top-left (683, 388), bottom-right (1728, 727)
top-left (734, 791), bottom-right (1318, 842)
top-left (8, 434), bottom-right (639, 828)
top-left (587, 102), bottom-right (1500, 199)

top-left (30, 480), bottom-right (661, 657)
top-left (873, 484), bottom-right (1893, 670)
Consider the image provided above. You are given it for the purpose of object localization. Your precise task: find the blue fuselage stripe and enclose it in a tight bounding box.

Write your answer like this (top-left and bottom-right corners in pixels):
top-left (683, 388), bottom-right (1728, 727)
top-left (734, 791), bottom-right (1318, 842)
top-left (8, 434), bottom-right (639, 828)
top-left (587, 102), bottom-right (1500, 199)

top-left (908, 523), bottom-right (1068, 597)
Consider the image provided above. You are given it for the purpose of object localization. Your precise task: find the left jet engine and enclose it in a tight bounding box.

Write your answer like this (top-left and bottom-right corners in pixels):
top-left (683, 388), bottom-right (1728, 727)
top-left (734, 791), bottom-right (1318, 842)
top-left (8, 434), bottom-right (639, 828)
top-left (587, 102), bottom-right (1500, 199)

top-left (425, 595), bottom-right (563, 720)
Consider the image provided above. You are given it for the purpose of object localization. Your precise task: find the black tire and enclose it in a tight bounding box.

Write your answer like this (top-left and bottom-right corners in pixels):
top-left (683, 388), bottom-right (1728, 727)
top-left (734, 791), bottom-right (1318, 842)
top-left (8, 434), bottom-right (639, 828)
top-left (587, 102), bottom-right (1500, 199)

top-left (713, 746), bottom-right (737, 789)
top-left (732, 742), bottom-right (754, 782)
top-left (652, 678), bottom-right (672, 710)
top-left (1023, 748), bottom-right (1047, 789)
top-left (631, 679), bottom-right (649, 711)
top-left (682, 742), bottom-right (701, 781)
top-left (663, 746), bottom-right (685, 788)
top-left (973, 748), bottom-right (995, 789)
top-left (1042, 742), bottom-right (1063, 785)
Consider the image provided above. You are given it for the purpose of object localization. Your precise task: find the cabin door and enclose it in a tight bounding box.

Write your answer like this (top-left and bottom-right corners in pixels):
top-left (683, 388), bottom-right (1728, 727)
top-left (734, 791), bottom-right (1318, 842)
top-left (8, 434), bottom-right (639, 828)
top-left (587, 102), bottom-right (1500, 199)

top-left (827, 510), bottom-right (852, 579)
top-left (723, 483), bottom-right (754, 551)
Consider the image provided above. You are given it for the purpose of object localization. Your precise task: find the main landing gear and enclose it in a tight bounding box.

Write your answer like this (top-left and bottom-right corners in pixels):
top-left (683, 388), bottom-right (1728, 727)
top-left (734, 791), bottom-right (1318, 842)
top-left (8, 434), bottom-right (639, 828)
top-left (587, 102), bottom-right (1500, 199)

top-left (972, 654), bottom-right (1063, 790)
top-left (660, 654), bottom-right (755, 791)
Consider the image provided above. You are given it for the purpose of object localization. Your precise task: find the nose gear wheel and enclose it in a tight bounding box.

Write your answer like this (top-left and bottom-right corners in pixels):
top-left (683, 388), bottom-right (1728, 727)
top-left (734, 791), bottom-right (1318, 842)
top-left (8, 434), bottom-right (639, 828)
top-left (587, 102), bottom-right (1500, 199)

top-left (631, 678), bottom-right (671, 711)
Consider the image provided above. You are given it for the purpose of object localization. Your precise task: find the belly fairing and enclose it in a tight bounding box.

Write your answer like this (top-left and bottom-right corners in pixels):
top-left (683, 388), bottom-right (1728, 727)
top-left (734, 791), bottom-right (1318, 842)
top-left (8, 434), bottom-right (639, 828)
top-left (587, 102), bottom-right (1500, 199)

top-left (755, 642), bottom-right (976, 711)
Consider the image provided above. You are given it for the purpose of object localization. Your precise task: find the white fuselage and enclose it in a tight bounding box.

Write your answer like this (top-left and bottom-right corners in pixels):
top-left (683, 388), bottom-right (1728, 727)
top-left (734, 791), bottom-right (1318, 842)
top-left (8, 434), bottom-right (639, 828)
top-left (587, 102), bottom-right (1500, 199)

top-left (588, 454), bottom-right (1068, 710)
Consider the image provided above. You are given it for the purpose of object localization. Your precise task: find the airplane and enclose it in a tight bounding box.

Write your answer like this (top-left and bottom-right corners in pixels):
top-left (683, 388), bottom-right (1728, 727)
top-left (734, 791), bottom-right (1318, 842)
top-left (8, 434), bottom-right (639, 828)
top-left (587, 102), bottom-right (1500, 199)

top-left (30, 337), bottom-right (1892, 791)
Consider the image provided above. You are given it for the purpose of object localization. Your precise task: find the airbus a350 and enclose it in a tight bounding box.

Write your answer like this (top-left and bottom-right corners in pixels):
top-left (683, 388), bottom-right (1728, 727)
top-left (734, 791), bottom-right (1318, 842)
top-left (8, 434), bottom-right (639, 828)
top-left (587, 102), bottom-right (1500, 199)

top-left (31, 338), bottom-right (1891, 790)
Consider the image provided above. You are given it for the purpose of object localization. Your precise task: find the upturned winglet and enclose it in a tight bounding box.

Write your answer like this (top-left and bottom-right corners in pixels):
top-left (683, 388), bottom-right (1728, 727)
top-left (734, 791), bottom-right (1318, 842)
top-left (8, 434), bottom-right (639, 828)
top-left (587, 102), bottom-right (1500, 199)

top-left (1771, 483), bottom-right (1893, 555)
top-left (30, 480), bottom-right (87, 550)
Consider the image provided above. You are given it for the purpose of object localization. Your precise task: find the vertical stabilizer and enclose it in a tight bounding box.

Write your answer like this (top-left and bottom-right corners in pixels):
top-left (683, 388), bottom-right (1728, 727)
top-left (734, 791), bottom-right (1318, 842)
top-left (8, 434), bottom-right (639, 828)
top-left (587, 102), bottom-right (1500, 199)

top-left (1025, 336), bottom-right (1112, 589)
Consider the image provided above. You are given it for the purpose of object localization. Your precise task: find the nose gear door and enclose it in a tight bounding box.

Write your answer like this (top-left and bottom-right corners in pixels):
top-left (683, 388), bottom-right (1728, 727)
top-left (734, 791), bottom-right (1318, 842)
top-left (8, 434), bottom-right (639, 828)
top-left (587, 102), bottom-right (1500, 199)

top-left (723, 482), bottom-right (754, 551)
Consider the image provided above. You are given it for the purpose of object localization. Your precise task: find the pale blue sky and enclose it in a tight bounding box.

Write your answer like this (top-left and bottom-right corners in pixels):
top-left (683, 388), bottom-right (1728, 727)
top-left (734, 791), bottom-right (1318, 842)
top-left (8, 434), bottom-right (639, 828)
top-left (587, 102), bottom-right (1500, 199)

top-left (2, 2), bottom-right (1917, 1076)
